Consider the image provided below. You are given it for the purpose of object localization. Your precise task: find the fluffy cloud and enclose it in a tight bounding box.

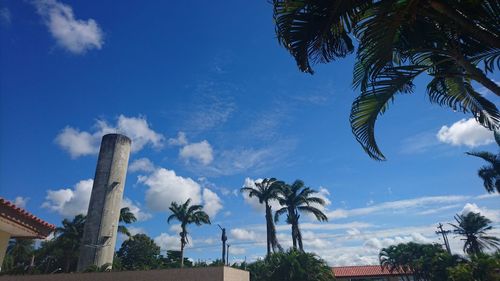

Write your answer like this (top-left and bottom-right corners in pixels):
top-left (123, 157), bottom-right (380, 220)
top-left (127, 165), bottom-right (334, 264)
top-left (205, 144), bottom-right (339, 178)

top-left (168, 132), bottom-right (188, 146)
top-left (154, 233), bottom-right (183, 251)
top-left (121, 197), bottom-right (152, 221)
top-left (33, 0), bottom-right (103, 54)
top-left (461, 203), bottom-right (500, 222)
top-left (180, 140), bottom-right (214, 165)
top-left (230, 228), bottom-right (258, 241)
top-left (202, 188), bottom-right (223, 218)
top-left (129, 158), bottom-right (155, 173)
top-left (139, 168), bottom-right (202, 211)
top-left (437, 118), bottom-right (494, 147)
top-left (42, 179), bottom-right (93, 217)
top-left (12, 196), bottom-right (29, 208)
top-left (55, 115), bottom-right (164, 158)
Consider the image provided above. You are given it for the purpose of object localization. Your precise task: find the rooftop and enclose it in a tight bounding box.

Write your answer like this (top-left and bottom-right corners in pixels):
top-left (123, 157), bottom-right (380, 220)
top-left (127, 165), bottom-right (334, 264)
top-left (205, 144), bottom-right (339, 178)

top-left (332, 265), bottom-right (412, 277)
top-left (0, 197), bottom-right (55, 238)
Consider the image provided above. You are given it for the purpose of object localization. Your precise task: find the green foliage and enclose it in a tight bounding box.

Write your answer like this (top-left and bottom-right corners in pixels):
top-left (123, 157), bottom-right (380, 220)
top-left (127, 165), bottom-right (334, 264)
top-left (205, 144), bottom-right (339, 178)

top-left (273, 0), bottom-right (500, 161)
top-left (167, 199), bottom-right (211, 267)
top-left (275, 180), bottom-right (328, 251)
top-left (450, 212), bottom-right (500, 255)
top-left (118, 207), bottom-right (138, 237)
top-left (447, 253), bottom-right (500, 281)
top-left (241, 178), bottom-right (284, 255)
top-left (117, 233), bottom-right (161, 270)
top-left (158, 250), bottom-right (193, 268)
top-left (466, 131), bottom-right (500, 193)
top-left (247, 249), bottom-right (335, 281)
top-left (1, 239), bottom-right (35, 274)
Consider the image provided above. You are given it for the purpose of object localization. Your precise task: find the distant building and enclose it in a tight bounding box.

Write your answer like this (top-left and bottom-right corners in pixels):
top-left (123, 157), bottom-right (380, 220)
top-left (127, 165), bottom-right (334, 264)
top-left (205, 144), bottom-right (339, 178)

top-left (332, 265), bottom-right (414, 281)
top-left (0, 197), bottom-right (55, 271)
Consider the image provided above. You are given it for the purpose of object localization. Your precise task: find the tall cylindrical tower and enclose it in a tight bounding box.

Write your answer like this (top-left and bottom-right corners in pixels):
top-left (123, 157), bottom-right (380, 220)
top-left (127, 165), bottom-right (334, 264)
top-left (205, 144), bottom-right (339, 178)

top-left (77, 134), bottom-right (131, 271)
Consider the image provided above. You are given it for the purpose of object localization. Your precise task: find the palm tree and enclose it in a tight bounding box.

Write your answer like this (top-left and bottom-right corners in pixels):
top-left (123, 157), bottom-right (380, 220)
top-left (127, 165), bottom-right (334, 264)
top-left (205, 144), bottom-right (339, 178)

top-left (118, 207), bottom-right (137, 238)
top-left (55, 214), bottom-right (86, 272)
top-left (274, 180), bottom-right (328, 251)
top-left (167, 199), bottom-right (211, 268)
top-left (450, 212), bottom-right (500, 255)
top-left (273, 0), bottom-right (500, 160)
top-left (241, 178), bottom-right (283, 256)
top-left (466, 131), bottom-right (500, 193)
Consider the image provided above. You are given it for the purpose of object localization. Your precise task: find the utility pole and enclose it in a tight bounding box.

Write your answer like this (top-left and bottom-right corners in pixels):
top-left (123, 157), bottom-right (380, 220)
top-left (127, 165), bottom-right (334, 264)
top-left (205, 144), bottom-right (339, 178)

top-left (218, 224), bottom-right (227, 263)
top-left (436, 223), bottom-right (451, 254)
top-left (226, 244), bottom-right (230, 266)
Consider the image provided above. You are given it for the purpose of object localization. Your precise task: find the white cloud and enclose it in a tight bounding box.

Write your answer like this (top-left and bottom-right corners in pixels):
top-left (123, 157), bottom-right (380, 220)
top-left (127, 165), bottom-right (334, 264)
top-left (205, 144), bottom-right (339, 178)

top-left (139, 168), bottom-right (202, 212)
top-left (34, 0), bottom-right (103, 54)
top-left (180, 140), bottom-right (214, 165)
top-left (202, 188), bottom-right (223, 218)
top-left (129, 158), bottom-right (155, 173)
top-left (55, 127), bottom-right (98, 158)
top-left (230, 228), bottom-right (258, 241)
top-left (0, 8), bottom-right (11, 26)
top-left (154, 233), bottom-right (182, 251)
top-left (12, 196), bottom-right (29, 208)
top-left (55, 115), bottom-right (164, 158)
top-left (437, 118), bottom-right (494, 147)
top-left (42, 179), bottom-right (93, 217)
top-left (121, 197), bottom-right (152, 221)
top-left (327, 195), bottom-right (469, 219)
top-left (460, 203), bottom-right (500, 222)
top-left (168, 132), bottom-right (188, 146)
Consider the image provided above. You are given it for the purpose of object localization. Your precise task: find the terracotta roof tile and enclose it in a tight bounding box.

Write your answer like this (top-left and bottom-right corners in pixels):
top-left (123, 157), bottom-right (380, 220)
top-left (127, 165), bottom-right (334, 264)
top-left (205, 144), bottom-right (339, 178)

top-left (332, 265), bottom-right (412, 277)
top-left (0, 197), bottom-right (55, 238)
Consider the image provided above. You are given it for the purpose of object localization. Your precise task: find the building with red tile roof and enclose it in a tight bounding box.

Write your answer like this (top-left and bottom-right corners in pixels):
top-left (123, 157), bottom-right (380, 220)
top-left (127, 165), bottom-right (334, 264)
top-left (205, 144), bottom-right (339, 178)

top-left (332, 265), bottom-right (414, 281)
top-left (0, 197), bottom-right (55, 271)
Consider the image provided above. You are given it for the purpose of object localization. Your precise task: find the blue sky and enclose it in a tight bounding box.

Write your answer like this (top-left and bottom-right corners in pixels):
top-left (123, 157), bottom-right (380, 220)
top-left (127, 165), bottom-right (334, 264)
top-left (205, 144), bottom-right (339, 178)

top-left (1, 0), bottom-right (499, 266)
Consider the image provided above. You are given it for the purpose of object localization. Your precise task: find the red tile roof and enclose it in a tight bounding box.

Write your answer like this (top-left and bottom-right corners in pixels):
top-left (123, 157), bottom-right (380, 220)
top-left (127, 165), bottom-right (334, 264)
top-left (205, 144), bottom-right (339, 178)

top-left (332, 265), bottom-right (412, 277)
top-left (0, 197), bottom-right (55, 238)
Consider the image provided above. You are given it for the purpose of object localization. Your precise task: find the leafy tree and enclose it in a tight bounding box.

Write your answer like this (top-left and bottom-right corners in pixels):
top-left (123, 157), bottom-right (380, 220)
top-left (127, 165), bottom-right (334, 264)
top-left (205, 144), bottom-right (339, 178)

top-left (379, 242), bottom-right (460, 281)
top-left (55, 214), bottom-right (86, 272)
top-left (32, 214), bottom-right (86, 274)
top-left (241, 178), bottom-right (283, 256)
top-left (118, 207), bottom-right (137, 238)
top-left (275, 180), bottom-right (327, 251)
top-left (159, 250), bottom-right (193, 268)
top-left (167, 199), bottom-right (211, 268)
top-left (247, 249), bottom-right (335, 281)
top-left (447, 253), bottom-right (500, 281)
top-left (272, 0), bottom-right (500, 160)
top-left (2, 239), bottom-right (35, 274)
top-left (466, 131), bottom-right (500, 193)
top-left (116, 233), bottom-right (161, 270)
top-left (450, 212), bottom-right (500, 255)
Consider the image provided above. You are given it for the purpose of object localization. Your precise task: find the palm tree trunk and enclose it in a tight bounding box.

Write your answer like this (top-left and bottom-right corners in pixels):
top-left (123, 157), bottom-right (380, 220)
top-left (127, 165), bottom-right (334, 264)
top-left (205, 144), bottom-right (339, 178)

top-left (265, 203), bottom-right (272, 256)
top-left (180, 240), bottom-right (185, 268)
top-left (428, 0), bottom-right (500, 49)
top-left (291, 222), bottom-right (298, 250)
top-left (297, 226), bottom-right (304, 252)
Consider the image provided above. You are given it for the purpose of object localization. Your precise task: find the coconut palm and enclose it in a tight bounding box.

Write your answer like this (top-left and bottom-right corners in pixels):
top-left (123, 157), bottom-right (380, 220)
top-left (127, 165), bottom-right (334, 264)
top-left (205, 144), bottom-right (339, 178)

top-left (466, 131), bottom-right (500, 193)
top-left (167, 199), bottom-right (211, 268)
top-left (55, 214), bottom-right (86, 272)
top-left (274, 180), bottom-right (328, 251)
top-left (118, 207), bottom-right (137, 238)
top-left (450, 212), bottom-right (500, 255)
top-left (241, 178), bottom-right (283, 256)
top-left (273, 0), bottom-right (500, 160)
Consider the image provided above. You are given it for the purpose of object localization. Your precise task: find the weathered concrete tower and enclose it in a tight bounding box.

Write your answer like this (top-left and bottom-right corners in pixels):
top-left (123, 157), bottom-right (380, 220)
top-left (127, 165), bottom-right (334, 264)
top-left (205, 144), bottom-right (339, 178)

top-left (77, 134), bottom-right (131, 271)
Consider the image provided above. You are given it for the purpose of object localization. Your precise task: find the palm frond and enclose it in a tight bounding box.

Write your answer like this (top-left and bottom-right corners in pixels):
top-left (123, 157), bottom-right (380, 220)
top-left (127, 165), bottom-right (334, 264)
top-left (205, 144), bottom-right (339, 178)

top-left (297, 206), bottom-right (328, 222)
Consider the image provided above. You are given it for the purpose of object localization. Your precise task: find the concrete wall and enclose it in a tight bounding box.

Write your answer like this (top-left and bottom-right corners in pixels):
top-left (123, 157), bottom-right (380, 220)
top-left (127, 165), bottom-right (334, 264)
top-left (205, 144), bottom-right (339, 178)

top-left (0, 266), bottom-right (249, 281)
top-left (77, 134), bottom-right (131, 271)
top-left (0, 230), bottom-right (10, 272)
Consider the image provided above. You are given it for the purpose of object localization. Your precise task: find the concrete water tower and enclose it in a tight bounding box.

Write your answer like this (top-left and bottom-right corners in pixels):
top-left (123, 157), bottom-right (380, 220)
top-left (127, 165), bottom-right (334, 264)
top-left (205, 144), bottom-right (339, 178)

top-left (77, 134), bottom-right (131, 271)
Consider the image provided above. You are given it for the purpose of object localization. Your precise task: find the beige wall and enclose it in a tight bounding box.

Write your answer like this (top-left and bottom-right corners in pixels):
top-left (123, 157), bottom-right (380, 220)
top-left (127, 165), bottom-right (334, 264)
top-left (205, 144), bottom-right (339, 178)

top-left (0, 230), bottom-right (10, 272)
top-left (0, 266), bottom-right (249, 281)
